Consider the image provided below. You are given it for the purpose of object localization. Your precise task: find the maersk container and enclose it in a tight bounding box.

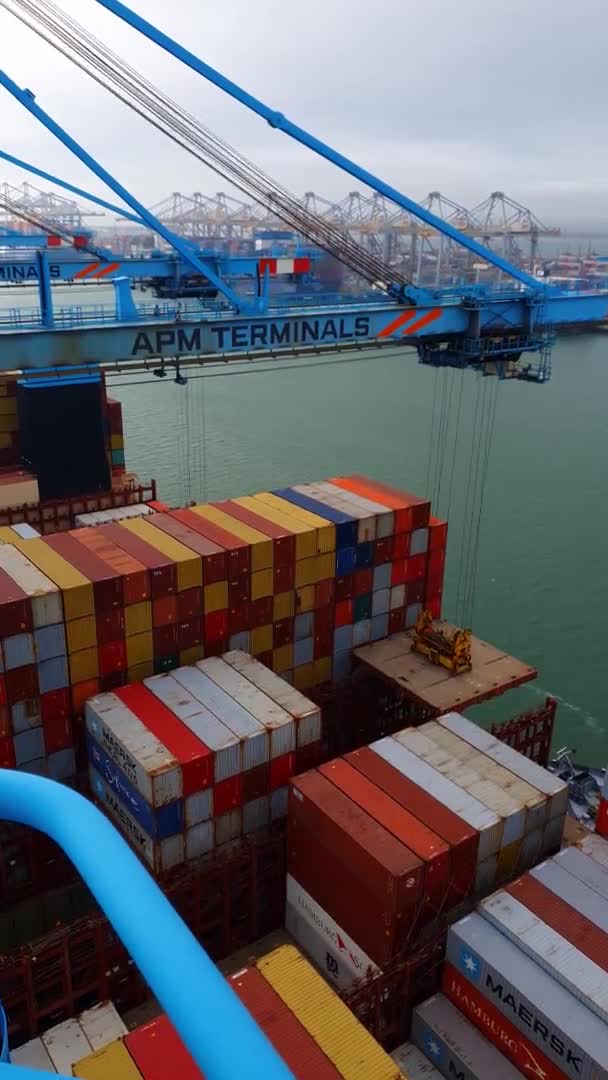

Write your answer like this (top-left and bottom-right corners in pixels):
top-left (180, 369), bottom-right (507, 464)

top-left (185, 819), bottom-right (214, 860)
top-left (480, 889), bottom-right (608, 1024)
top-left (0, 544), bottom-right (63, 627)
top-left (554, 847), bottom-right (608, 899)
top-left (41, 1018), bottom-right (92, 1074)
top-left (438, 712), bottom-right (568, 821)
top-left (48, 747), bottom-right (76, 781)
top-left (372, 736), bottom-right (502, 860)
top-left (447, 913), bottom-right (608, 1080)
top-left (243, 794), bottom-right (270, 834)
top-left (34, 623), bottom-right (67, 663)
top-left (85, 693), bottom-right (182, 807)
top-left (87, 735), bottom-right (184, 840)
top-left (171, 665), bottom-right (269, 771)
top-left (391, 1043), bottom-right (441, 1078)
top-left (286, 873), bottom-right (380, 990)
top-left (78, 1002), bottom-right (127, 1050)
top-left (90, 766), bottom-right (185, 874)
top-left (412, 992), bottom-right (523, 1080)
top-left (531, 859), bottom-right (608, 933)
top-left (144, 673), bottom-right (240, 784)
top-left (3, 631), bottom-right (35, 670)
top-left (223, 649), bottom-right (322, 747)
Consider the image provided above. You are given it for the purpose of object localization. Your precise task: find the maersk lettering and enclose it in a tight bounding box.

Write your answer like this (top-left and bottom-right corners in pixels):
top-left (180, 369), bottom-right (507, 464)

top-left (105, 792), bottom-right (146, 850)
top-left (485, 972), bottom-right (582, 1072)
top-left (100, 727), bottom-right (137, 782)
top-left (447, 1062), bottom-right (465, 1080)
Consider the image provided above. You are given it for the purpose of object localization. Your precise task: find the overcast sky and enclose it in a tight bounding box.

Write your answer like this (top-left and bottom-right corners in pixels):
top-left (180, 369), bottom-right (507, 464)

top-left (0, 0), bottom-right (606, 228)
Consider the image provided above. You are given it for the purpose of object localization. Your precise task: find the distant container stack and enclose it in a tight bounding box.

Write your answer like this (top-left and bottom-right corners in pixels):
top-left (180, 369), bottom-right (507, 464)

top-left (285, 711), bottom-right (567, 982)
top-left (0, 475), bottom-right (445, 779)
top-left (85, 654), bottom-right (321, 873)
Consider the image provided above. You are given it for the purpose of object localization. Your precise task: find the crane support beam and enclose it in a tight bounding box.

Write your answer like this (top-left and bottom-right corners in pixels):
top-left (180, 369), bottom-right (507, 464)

top-left (0, 70), bottom-right (251, 312)
top-left (96, 0), bottom-right (541, 292)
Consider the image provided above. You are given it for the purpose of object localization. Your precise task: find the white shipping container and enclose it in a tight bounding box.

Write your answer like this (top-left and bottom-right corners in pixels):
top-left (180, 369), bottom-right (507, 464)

top-left (223, 650), bottom-right (321, 747)
top-left (390, 584), bottom-right (405, 610)
top-left (412, 993), bottom-right (523, 1080)
top-left (286, 874), bottom-right (380, 989)
top-left (0, 544), bottom-right (63, 627)
top-left (11, 1037), bottom-right (56, 1071)
top-left (480, 890), bottom-right (608, 1025)
top-left (78, 1002), bottom-right (127, 1050)
top-left (438, 712), bottom-right (569, 821)
top-left (229, 631), bottom-right (251, 652)
top-left (214, 808), bottom-right (242, 846)
top-left (3, 632), bottom-right (35, 670)
top-left (475, 855), bottom-right (498, 894)
top-left (270, 786), bottom-right (288, 821)
top-left (198, 657), bottom-right (295, 758)
top-left (531, 860), bottom-right (608, 933)
top-left (352, 619), bottom-right (372, 648)
top-left (85, 693), bottom-right (182, 807)
top-left (321, 481), bottom-right (394, 538)
top-left (41, 1019), bottom-right (92, 1074)
top-left (555, 847), bottom-right (608, 899)
top-left (90, 766), bottom-right (184, 874)
top-left (371, 588), bottom-right (390, 617)
top-left (519, 827), bottom-right (543, 871)
top-left (391, 1043), bottom-right (441, 1079)
top-left (11, 698), bottom-right (41, 734)
top-left (371, 736), bottom-right (502, 860)
top-left (581, 832), bottom-right (608, 870)
top-left (172, 665), bottom-right (269, 770)
top-left (144, 673), bottom-right (239, 783)
top-left (303, 481), bottom-right (377, 543)
top-left (185, 820), bottom-right (214, 860)
top-left (11, 524), bottom-right (40, 539)
top-left (75, 505), bottom-right (152, 527)
top-left (184, 786), bottom-right (213, 827)
top-left (409, 527), bottom-right (429, 555)
top-left (34, 623), bottom-right (67, 662)
top-left (243, 795), bottom-right (270, 834)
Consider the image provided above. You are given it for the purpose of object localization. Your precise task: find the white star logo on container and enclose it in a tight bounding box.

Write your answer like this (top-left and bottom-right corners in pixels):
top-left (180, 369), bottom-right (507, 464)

top-left (425, 1035), bottom-right (442, 1060)
top-left (459, 948), bottom-right (480, 980)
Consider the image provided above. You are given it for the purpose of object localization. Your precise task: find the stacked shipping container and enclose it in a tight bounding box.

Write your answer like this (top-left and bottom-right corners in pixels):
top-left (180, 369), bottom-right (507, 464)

top-left (85, 656), bottom-right (321, 872)
top-left (0, 475), bottom-right (446, 779)
top-left (286, 710), bottom-right (567, 982)
top-left (70, 945), bottom-right (402, 1079)
top-left (13, 1002), bottom-right (126, 1075)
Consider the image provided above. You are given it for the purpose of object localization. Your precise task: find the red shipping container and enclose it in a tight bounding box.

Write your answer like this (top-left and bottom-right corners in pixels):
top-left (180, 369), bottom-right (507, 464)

top-left (429, 516), bottom-right (448, 551)
top-left (295, 742), bottom-right (323, 773)
top-left (374, 537), bottom-right (394, 565)
top-left (73, 528), bottom-right (149, 605)
top-left (40, 687), bottom-right (70, 726)
top-left (72, 679), bottom-right (99, 714)
top-left (242, 762), bottom-right (270, 803)
top-left (426, 565), bottom-right (445, 598)
top-left (205, 637), bottom-right (228, 659)
top-left (0, 569), bottom-right (31, 637)
top-left (334, 599), bottom-right (353, 628)
top-left (288, 771), bottom-right (423, 966)
top-left (406, 579), bottom-right (425, 605)
top-left (0, 707), bottom-right (9, 739)
top-left (314, 624), bottom-right (333, 660)
top-left (314, 604), bottom-right (334, 635)
top-left (391, 559), bottom-right (408, 587)
top-left (204, 610), bottom-right (228, 643)
top-left (388, 607), bottom-right (405, 634)
top-left (228, 576), bottom-right (250, 608)
top-left (169, 507), bottom-right (250, 578)
top-left (43, 712), bottom-right (72, 755)
top-left (334, 575), bottom-right (353, 602)
top-left (177, 618), bottom-right (203, 650)
top-left (216, 499), bottom-right (295, 567)
top-left (427, 593), bottom-right (442, 620)
top-left (214, 773), bottom-right (242, 815)
top-left (125, 1015), bottom-right (201, 1080)
top-left (230, 966), bottom-right (342, 1080)
top-left (315, 578), bottom-right (335, 608)
top-left (250, 596), bottom-right (273, 628)
top-left (392, 532), bottom-right (410, 560)
top-left (407, 553), bottom-right (427, 581)
top-left (149, 513), bottom-right (227, 584)
top-left (347, 746), bottom-right (478, 903)
top-left (99, 640), bottom-right (127, 678)
top-left (117, 684), bottom-right (213, 795)
top-left (99, 670), bottom-right (127, 693)
top-left (0, 677), bottom-right (6, 708)
top-left (5, 665), bottom-right (38, 705)
top-left (334, 475), bottom-right (431, 531)
top-left (0, 736), bottom-right (15, 768)
top-left (428, 547), bottom-right (446, 577)
top-left (257, 650), bottom-right (273, 670)
top-left (270, 751), bottom-right (295, 791)
top-left (153, 594), bottom-right (179, 628)
top-left (320, 758), bottom-right (450, 916)
top-left (273, 618), bottom-right (294, 648)
top-left (96, 607), bottom-right (125, 647)
top-left (153, 623), bottom-right (179, 657)
top-left (505, 873), bottom-right (608, 972)
top-left (44, 533), bottom-right (123, 611)
top-left (178, 587), bottom-right (202, 621)
top-left (228, 604), bottom-right (250, 635)
top-left (101, 523), bottom-right (177, 598)
top-left (273, 563), bottom-right (295, 594)
top-left (353, 568), bottom-right (373, 597)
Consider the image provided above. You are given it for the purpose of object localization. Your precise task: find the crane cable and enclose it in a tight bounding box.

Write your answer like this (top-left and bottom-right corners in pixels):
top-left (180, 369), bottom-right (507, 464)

top-left (1, 0), bottom-right (409, 290)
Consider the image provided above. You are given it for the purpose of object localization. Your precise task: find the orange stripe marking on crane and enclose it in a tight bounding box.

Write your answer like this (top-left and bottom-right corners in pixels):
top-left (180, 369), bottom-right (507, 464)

top-left (377, 308), bottom-right (419, 338)
top-left (93, 261), bottom-right (121, 278)
top-left (404, 307), bottom-right (442, 334)
top-left (73, 262), bottom-right (101, 280)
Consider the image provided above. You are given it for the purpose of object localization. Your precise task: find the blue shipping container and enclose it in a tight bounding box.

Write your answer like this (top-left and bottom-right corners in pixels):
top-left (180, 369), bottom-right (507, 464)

top-left (34, 624), bottom-right (67, 663)
top-left (274, 488), bottom-right (357, 549)
top-left (86, 735), bottom-right (184, 840)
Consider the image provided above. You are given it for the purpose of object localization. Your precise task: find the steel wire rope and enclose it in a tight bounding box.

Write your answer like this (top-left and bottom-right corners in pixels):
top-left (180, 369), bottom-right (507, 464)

top-left (462, 376), bottom-right (492, 626)
top-left (2, 0), bottom-right (407, 288)
top-left (425, 371), bottom-right (441, 505)
top-left (465, 377), bottom-right (499, 626)
top-left (435, 367), bottom-right (456, 515)
top-left (455, 372), bottom-right (482, 625)
top-left (184, 377), bottom-right (192, 505)
top-left (443, 365), bottom-right (465, 527)
top-left (199, 370), bottom-right (208, 504)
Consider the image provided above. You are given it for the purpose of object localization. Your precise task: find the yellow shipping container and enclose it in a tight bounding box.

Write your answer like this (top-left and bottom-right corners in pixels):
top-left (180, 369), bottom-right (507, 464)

top-left (190, 504), bottom-right (272, 573)
top-left (251, 568), bottom-right (273, 601)
top-left (259, 945), bottom-right (401, 1080)
top-left (253, 492), bottom-right (336, 554)
top-left (496, 840), bottom-right (523, 883)
top-left (126, 631), bottom-right (154, 668)
top-left (180, 645), bottom-right (205, 666)
top-left (110, 434), bottom-right (124, 450)
top-left (11, 538), bottom-right (94, 620)
top-left (295, 585), bottom-right (315, 613)
top-left (295, 557), bottom-right (317, 590)
top-left (293, 663), bottom-right (315, 691)
top-left (125, 601), bottom-right (153, 638)
top-left (273, 644), bottom-right (293, 673)
top-left (0, 527), bottom-right (17, 543)
top-left (0, 382), bottom-right (7, 398)
top-left (72, 1039), bottom-right (143, 1078)
top-left (128, 660), bottom-right (155, 682)
top-left (0, 415), bottom-right (18, 434)
top-left (204, 580), bottom-right (228, 614)
top-left (315, 552), bottom-right (335, 583)
top-left (251, 623), bottom-right (273, 655)
top-left (119, 519), bottom-right (202, 592)
top-left (66, 615), bottom-right (97, 655)
top-left (69, 647), bottom-right (99, 684)
top-left (0, 397), bottom-right (17, 417)
top-left (235, 494), bottom-right (317, 561)
top-left (273, 590), bottom-right (295, 621)
top-left (313, 656), bottom-right (332, 685)
top-left (0, 433), bottom-right (11, 450)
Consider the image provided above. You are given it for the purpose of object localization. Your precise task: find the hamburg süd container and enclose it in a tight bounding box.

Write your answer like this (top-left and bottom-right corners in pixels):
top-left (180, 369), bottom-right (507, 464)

top-left (412, 992), bottom-right (523, 1080)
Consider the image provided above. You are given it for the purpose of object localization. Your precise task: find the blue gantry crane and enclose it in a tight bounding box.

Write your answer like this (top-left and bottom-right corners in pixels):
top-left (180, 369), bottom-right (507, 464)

top-left (0, 0), bottom-right (605, 380)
